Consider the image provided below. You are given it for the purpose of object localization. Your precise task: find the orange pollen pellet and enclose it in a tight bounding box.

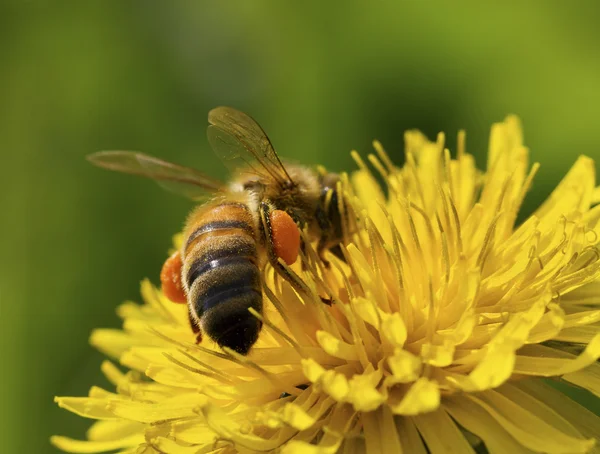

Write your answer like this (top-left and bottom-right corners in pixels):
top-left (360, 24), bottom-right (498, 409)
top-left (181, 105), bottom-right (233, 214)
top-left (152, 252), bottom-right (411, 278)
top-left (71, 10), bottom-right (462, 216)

top-left (270, 209), bottom-right (300, 265)
top-left (160, 251), bottom-right (187, 303)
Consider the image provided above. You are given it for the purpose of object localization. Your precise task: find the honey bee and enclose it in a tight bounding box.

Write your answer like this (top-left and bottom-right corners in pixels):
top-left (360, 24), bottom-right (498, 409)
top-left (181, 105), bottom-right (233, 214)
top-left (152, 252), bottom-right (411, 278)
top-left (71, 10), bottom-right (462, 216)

top-left (88, 107), bottom-right (347, 355)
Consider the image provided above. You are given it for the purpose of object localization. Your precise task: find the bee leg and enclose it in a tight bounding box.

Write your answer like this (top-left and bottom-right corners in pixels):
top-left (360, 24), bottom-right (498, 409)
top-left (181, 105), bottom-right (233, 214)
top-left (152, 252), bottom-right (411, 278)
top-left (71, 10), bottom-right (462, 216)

top-left (259, 201), bottom-right (312, 298)
top-left (317, 245), bottom-right (330, 268)
top-left (329, 244), bottom-right (345, 261)
top-left (260, 202), bottom-right (333, 307)
top-left (319, 296), bottom-right (333, 306)
top-left (317, 241), bottom-right (347, 268)
top-left (316, 234), bottom-right (336, 269)
top-left (188, 307), bottom-right (202, 344)
top-left (300, 236), bottom-right (309, 271)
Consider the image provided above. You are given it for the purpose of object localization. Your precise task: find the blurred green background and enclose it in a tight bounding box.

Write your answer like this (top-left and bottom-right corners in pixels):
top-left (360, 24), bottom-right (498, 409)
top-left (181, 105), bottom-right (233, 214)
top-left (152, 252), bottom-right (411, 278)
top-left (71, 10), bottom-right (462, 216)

top-left (2, 2), bottom-right (600, 452)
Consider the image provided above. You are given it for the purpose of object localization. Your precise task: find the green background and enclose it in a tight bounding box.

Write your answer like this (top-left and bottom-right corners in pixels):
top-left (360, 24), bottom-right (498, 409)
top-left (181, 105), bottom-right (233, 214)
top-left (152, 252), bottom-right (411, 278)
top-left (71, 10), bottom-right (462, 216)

top-left (2, 2), bottom-right (600, 452)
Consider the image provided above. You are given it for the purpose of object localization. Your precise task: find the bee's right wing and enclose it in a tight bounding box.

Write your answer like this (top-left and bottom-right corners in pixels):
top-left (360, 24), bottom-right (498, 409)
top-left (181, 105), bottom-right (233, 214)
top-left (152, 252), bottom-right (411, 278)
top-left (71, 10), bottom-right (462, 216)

top-left (87, 151), bottom-right (225, 201)
top-left (207, 107), bottom-right (295, 186)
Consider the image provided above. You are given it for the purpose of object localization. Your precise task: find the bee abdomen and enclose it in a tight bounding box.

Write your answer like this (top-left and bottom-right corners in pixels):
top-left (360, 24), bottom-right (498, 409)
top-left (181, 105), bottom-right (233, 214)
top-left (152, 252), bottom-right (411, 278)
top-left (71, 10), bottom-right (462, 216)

top-left (185, 217), bottom-right (254, 252)
top-left (187, 255), bottom-right (261, 315)
top-left (183, 201), bottom-right (263, 354)
top-left (188, 252), bottom-right (263, 355)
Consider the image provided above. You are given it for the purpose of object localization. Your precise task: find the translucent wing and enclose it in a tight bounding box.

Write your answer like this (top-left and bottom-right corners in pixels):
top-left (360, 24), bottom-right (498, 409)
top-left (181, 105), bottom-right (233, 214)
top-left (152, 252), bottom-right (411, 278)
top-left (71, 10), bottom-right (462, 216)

top-left (207, 107), bottom-right (294, 186)
top-left (87, 151), bottom-right (224, 200)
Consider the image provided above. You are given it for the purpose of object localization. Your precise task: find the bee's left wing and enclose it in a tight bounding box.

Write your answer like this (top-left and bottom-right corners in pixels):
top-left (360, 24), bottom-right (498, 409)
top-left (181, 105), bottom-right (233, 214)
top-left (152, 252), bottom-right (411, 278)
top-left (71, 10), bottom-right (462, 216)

top-left (88, 151), bottom-right (225, 201)
top-left (207, 107), bottom-right (295, 186)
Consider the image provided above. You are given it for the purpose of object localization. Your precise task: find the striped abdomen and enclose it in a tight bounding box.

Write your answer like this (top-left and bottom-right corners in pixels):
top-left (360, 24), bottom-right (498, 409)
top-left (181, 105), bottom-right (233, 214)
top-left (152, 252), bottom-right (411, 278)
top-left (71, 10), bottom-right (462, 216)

top-left (182, 202), bottom-right (262, 355)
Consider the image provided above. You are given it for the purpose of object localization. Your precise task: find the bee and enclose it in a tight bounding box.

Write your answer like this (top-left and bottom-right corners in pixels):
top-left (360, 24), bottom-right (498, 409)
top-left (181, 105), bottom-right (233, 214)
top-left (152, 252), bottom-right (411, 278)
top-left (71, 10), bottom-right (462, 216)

top-left (88, 107), bottom-right (347, 355)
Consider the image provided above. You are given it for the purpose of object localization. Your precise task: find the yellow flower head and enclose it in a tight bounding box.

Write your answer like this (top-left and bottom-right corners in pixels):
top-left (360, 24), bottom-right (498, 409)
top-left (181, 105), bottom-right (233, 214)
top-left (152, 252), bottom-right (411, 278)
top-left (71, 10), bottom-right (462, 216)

top-left (53, 116), bottom-right (600, 453)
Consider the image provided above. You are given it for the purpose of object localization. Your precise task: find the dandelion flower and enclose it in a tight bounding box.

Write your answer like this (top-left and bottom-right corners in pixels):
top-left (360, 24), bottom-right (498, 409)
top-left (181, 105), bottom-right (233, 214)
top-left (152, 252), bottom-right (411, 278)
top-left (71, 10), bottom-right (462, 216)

top-left (53, 116), bottom-right (600, 453)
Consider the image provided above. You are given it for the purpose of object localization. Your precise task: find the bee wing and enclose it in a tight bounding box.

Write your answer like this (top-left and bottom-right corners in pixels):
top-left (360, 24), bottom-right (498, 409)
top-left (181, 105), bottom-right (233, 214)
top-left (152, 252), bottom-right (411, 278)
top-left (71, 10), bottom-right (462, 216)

top-left (207, 106), bottom-right (294, 186)
top-left (87, 151), bottom-right (225, 201)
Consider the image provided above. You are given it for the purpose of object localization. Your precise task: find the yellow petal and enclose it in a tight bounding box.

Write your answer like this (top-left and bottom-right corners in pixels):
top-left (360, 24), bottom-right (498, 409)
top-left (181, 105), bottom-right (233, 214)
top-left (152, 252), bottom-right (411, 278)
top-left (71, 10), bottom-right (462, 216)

top-left (99, 361), bottom-right (126, 386)
top-left (50, 434), bottom-right (143, 454)
top-left (534, 156), bottom-right (596, 229)
top-left (516, 380), bottom-right (600, 442)
top-left (563, 362), bottom-right (600, 398)
top-left (514, 333), bottom-right (600, 376)
top-left (420, 340), bottom-right (455, 367)
top-left (464, 344), bottom-right (515, 391)
top-left (90, 330), bottom-right (135, 359)
top-left (169, 419), bottom-right (216, 445)
top-left (86, 420), bottom-right (145, 442)
top-left (351, 296), bottom-right (380, 329)
top-left (553, 325), bottom-right (600, 343)
top-left (387, 348), bottom-right (422, 383)
top-left (445, 396), bottom-right (538, 454)
top-left (147, 436), bottom-right (203, 454)
top-left (390, 378), bottom-right (440, 415)
top-left (281, 403), bottom-right (355, 454)
top-left (54, 397), bottom-right (116, 420)
top-left (496, 383), bottom-right (586, 439)
top-left (316, 330), bottom-right (358, 361)
top-left (347, 369), bottom-right (385, 412)
top-left (412, 409), bottom-right (476, 454)
top-left (395, 417), bottom-right (428, 454)
top-left (380, 312), bottom-right (408, 347)
top-left (108, 394), bottom-right (207, 423)
top-left (362, 407), bottom-right (403, 454)
top-left (467, 392), bottom-right (595, 453)
top-left (526, 303), bottom-right (565, 344)
top-left (200, 401), bottom-right (285, 452)
top-left (280, 402), bottom-right (322, 431)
